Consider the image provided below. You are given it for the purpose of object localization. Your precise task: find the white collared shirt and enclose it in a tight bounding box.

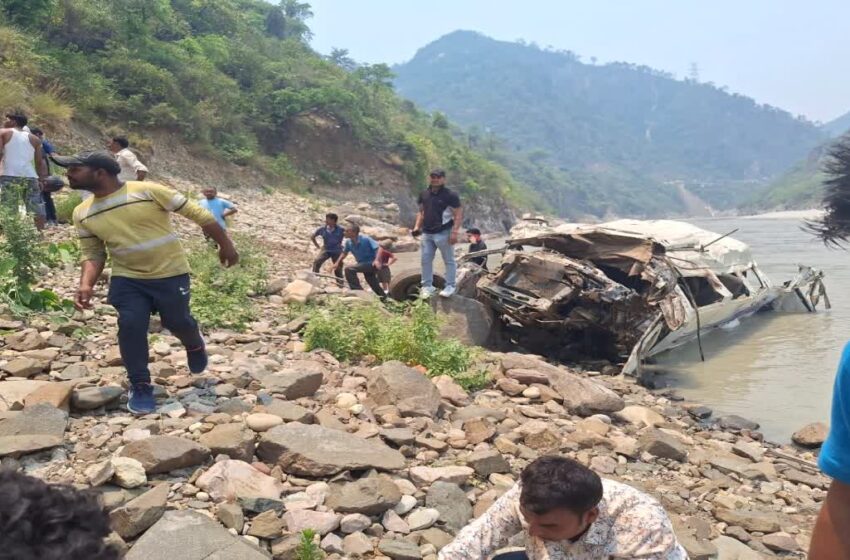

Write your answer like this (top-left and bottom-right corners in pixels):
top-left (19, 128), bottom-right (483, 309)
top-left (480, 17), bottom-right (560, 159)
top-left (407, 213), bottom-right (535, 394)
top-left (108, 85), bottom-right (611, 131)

top-left (438, 480), bottom-right (688, 560)
top-left (115, 148), bottom-right (148, 182)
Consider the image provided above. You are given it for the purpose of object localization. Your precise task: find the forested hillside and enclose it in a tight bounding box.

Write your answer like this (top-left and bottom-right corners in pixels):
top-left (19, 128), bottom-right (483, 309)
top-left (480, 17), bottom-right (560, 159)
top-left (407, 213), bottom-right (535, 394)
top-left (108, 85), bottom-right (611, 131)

top-left (0, 1), bottom-right (538, 224)
top-left (394, 31), bottom-right (826, 215)
top-left (823, 111), bottom-right (850, 137)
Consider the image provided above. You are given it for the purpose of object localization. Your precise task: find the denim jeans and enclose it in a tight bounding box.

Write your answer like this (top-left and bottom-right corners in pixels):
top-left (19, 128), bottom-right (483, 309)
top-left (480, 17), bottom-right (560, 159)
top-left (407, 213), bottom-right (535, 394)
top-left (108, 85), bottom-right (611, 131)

top-left (492, 552), bottom-right (528, 560)
top-left (421, 229), bottom-right (457, 289)
top-left (108, 274), bottom-right (204, 384)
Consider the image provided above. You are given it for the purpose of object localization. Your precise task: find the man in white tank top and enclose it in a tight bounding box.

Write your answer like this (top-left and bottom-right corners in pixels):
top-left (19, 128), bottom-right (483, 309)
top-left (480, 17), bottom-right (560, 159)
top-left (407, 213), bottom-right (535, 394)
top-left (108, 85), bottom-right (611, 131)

top-left (0, 113), bottom-right (49, 229)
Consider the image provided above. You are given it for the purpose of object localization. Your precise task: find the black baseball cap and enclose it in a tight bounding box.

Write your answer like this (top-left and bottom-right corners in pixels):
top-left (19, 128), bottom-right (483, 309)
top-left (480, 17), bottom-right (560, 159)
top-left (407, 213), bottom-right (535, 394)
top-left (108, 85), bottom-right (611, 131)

top-left (429, 168), bottom-right (446, 177)
top-left (51, 150), bottom-right (121, 175)
top-left (466, 227), bottom-right (481, 235)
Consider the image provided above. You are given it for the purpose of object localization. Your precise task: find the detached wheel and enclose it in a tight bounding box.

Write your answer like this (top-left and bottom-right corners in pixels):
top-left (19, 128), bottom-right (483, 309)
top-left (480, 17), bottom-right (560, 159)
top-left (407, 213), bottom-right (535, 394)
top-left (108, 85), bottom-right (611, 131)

top-left (388, 270), bottom-right (445, 301)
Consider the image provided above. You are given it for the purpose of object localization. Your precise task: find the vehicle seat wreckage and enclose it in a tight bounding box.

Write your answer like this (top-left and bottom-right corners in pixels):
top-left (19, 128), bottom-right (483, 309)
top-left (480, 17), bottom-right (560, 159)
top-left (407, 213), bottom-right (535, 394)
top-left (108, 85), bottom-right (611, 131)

top-left (453, 219), bottom-right (829, 379)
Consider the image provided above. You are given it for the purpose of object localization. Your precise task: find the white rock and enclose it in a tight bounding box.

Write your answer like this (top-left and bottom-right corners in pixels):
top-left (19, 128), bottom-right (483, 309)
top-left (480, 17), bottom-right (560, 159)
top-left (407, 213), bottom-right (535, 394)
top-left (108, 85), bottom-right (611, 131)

top-left (336, 393), bottom-right (358, 409)
top-left (111, 457), bottom-right (147, 489)
top-left (394, 479), bottom-right (417, 495)
top-left (406, 508), bottom-right (440, 531)
top-left (394, 494), bottom-right (418, 515)
top-left (245, 413), bottom-right (283, 432)
top-left (340, 513), bottom-right (372, 534)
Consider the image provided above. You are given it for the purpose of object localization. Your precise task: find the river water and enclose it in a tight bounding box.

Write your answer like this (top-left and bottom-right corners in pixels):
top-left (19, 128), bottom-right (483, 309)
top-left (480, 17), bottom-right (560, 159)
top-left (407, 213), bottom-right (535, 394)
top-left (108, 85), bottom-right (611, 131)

top-left (396, 214), bottom-right (844, 443)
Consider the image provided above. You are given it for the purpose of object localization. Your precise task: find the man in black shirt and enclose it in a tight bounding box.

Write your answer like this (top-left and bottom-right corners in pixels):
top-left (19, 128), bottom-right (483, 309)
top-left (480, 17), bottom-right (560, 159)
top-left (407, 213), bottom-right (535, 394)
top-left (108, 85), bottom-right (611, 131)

top-left (466, 227), bottom-right (488, 270)
top-left (412, 168), bottom-right (463, 298)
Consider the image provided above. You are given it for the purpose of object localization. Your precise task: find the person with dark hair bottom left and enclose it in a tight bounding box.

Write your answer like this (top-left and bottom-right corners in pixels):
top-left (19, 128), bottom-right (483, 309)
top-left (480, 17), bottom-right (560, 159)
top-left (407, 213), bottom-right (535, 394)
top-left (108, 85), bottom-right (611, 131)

top-left (439, 456), bottom-right (687, 560)
top-left (0, 469), bottom-right (119, 560)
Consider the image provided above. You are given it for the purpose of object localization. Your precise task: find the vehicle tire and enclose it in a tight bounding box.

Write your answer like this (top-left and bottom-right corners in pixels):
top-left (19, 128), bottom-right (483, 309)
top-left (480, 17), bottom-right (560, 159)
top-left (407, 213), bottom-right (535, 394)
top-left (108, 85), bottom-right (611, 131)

top-left (388, 270), bottom-right (445, 301)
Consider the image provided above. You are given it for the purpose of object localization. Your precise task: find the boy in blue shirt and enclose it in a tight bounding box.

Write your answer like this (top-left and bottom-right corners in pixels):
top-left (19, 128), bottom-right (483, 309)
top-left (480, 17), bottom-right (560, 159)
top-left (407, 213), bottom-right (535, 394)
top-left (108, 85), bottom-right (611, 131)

top-left (311, 213), bottom-right (345, 283)
top-left (333, 223), bottom-right (386, 299)
top-left (199, 187), bottom-right (237, 229)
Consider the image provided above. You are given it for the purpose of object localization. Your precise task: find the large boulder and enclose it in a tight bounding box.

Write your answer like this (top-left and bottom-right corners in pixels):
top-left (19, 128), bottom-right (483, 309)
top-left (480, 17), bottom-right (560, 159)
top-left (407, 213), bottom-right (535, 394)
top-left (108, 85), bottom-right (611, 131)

top-left (325, 476), bottom-right (402, 515)
top-left (639, 430), bottom-right (688, 462)
top-left (257, 423), bottom-right (405, 476)
top-left (125, 510), bottom-right (269, 560)
top-left (0, 403), bottom-right (66, 457)
top-left (498, 353), bottom-right (623, 416)
top-left (109, 483), bottom-right (169, 539)
top-left (791, 422), bottom-right (828, 448)
top-left (196, 460), bottom-right (281, 502)
top-left (430, 295), bottom-right (495, 346)
top-left (0, 380), bottom-right (49, 411)
top-left (367, 361), bottom-right (441, 418)
top-left (198, 423), bottom-right (255, 461)
top-left (119, 436), bottom-right (210, 474)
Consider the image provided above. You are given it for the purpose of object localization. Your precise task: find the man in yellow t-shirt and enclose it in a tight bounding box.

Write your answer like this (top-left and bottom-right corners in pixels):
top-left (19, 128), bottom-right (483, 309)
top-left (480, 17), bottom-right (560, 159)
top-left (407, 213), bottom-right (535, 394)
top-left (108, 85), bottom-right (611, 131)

top-left (52, 151), bottom-right (239, 415)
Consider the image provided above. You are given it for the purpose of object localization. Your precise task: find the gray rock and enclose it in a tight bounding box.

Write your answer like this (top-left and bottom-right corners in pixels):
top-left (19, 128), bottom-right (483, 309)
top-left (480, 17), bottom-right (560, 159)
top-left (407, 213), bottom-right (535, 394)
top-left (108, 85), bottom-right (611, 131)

top-left (732, 441), bottom-right (765, 462)
top-left (340, 513), bottom-right (372, 533)
top-left (119, 436), bottom-right (210, 474)
top-left (325, 476), bottom-right (402, 515)
top-left (380, 428), bottom-right (416, 446)
top-left (239, 497), bottom-right (284, 514)
top-left (712, 536), bottom-right (763, 560)
top-left (431, 295), bottom-right (495, 346)
top-left (761, 532), bottom-right (800, 553)
top-left (688, 406), bottom-right (713, 419)
top-left (417, 528), bottom-right (454, 551)
top-left (343, 532), bottom-right (374, 556)
top-left (718, 415), bottom-right (759, 431)
top-left (71, 386), bottom-right (123, 410)
top-left (639, 430), bottom-right (688, 462)
top-left (0, 403), bottom-right (66, 457)
top-left (678, 535), bottom-right (718, 560)
top-left (450, 406), bottom-right (507, 423)
top-left (784, 467), bottom-right (829, 489)
top-left (247, 509), bottom-right (284, 539)
top-left (1, 356), bottom-right (47, 378)
top-left (425, 482), bottom-right (472, 532)
top-left (406, 507), bottom-right (440, 531)
top-left (198, 423), bottom-right (255, 462)
top-left (124, 510), bottom-right (269, 560)
top-left (217, 398), bottom-right (253, 415)
top-left (715, 509), bottom-right (781, 533)
top-left (260, 362), bottom-right (324, 399)
top-left (367, 361), bottom-right (442, 418)
top-left (109, 483), bottom-right (169, 539)
top-left (257, 423), bottom-right (405, 476)
top-left (466, 450), bottom-right (511, 477)
top-left (263, 399), bottom-right (315, 424)
top-left (378, 538), bottom-right (422, 560)
top-left (320, 532), bottom-right (345, 554)
top-left (218, 502), bottom-right (245, 532)
top-left (548, 369), bottom-right (624, 416)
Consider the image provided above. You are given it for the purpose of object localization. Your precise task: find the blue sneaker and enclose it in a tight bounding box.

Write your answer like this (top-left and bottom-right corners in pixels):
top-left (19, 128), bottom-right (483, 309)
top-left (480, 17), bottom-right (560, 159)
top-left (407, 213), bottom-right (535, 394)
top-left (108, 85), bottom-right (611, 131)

top-left (127, 383), bottom-right (156, 415)
top-left (186, 343), bottom-right (208, 374)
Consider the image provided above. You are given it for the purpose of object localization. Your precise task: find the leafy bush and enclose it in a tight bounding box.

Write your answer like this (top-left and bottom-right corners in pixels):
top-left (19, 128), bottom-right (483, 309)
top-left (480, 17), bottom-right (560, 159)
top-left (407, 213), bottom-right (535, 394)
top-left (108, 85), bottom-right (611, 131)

top-left (186, 233), bottom-right (268, 331)
top-left (0, 183), bottom-right (72, 314)
top-left (54, 191), bottom-right (83, 224)
top-left (304, 300), bottom-right (480, 383)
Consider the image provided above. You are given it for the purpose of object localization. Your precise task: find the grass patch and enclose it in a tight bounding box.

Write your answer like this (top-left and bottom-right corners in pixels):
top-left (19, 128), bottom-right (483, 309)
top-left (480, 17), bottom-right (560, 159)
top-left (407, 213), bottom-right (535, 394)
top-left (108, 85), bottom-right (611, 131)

top-left (304, 299), bottom-right (485, 386)
top-left (186, 233), bottom-right (268, 331)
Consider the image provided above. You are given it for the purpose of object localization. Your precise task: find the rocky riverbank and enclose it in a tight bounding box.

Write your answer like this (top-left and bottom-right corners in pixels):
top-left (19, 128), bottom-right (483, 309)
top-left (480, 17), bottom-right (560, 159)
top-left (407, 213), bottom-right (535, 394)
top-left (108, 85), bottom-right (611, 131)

top-left (0, 193), bottom-right (829, 559)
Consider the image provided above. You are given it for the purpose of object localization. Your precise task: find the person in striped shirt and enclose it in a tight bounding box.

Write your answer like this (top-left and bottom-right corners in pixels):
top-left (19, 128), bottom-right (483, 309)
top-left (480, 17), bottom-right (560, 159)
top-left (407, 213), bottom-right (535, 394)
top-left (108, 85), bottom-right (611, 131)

top-left (52, 150), bottom-right (239, 415)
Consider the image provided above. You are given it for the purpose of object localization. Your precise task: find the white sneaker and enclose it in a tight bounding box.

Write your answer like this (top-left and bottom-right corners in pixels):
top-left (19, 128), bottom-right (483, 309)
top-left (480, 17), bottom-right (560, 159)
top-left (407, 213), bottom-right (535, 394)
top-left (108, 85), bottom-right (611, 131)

top-left (419, 286), bottom-right (438, 299)
top-left (439, 286), bottom-right (456, 298)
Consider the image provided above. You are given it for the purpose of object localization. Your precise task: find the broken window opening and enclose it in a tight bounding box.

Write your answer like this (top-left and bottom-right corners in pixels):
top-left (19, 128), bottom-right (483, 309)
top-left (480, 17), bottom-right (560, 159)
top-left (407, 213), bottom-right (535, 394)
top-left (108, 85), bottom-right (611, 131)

top-left (679, 277), bottom-right (724, 307)
top-left (717, 273), bottom-right (750, 299)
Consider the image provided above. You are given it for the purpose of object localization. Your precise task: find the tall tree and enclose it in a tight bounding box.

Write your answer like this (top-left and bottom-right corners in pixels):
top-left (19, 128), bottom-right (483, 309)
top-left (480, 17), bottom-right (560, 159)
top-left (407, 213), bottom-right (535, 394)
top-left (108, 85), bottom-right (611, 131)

top-left (328, 47), bottom-right (356, 71)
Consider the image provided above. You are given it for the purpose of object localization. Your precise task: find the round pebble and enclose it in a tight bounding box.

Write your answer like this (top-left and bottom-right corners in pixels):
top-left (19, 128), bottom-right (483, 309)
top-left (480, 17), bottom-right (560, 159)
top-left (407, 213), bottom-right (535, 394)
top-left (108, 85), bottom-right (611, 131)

top-left (522, 387), bottom-right (541, 399)
top-left (245, 413), bottom-right (283, 432)
top-left (336, 392), bottom-right (359, 408)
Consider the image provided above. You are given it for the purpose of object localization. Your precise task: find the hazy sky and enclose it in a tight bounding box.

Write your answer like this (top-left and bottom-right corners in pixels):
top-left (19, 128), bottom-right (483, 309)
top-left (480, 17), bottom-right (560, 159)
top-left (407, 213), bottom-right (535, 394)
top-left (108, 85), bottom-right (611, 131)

top-left (308, 0), bottom-right (849, 123)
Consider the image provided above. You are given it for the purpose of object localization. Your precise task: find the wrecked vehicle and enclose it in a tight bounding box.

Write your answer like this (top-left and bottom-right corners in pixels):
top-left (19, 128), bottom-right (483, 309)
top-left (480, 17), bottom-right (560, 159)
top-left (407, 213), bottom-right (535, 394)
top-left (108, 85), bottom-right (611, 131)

top-left (459, 219), bottom-right (829, 375)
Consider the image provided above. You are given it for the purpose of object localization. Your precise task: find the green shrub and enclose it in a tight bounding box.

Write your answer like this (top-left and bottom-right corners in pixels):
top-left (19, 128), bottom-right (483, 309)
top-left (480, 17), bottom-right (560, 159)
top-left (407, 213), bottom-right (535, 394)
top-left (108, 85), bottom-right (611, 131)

top-left (304, 300), bottom-right (480, 383)
top-left (295, 529), bottom-right (322, 560)
top-left (186, 233), bottom-right (268, 331)
top-left (0, 183), bottom-right (72, 314)
top-left (54, 191), bottom-right (83, 224)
